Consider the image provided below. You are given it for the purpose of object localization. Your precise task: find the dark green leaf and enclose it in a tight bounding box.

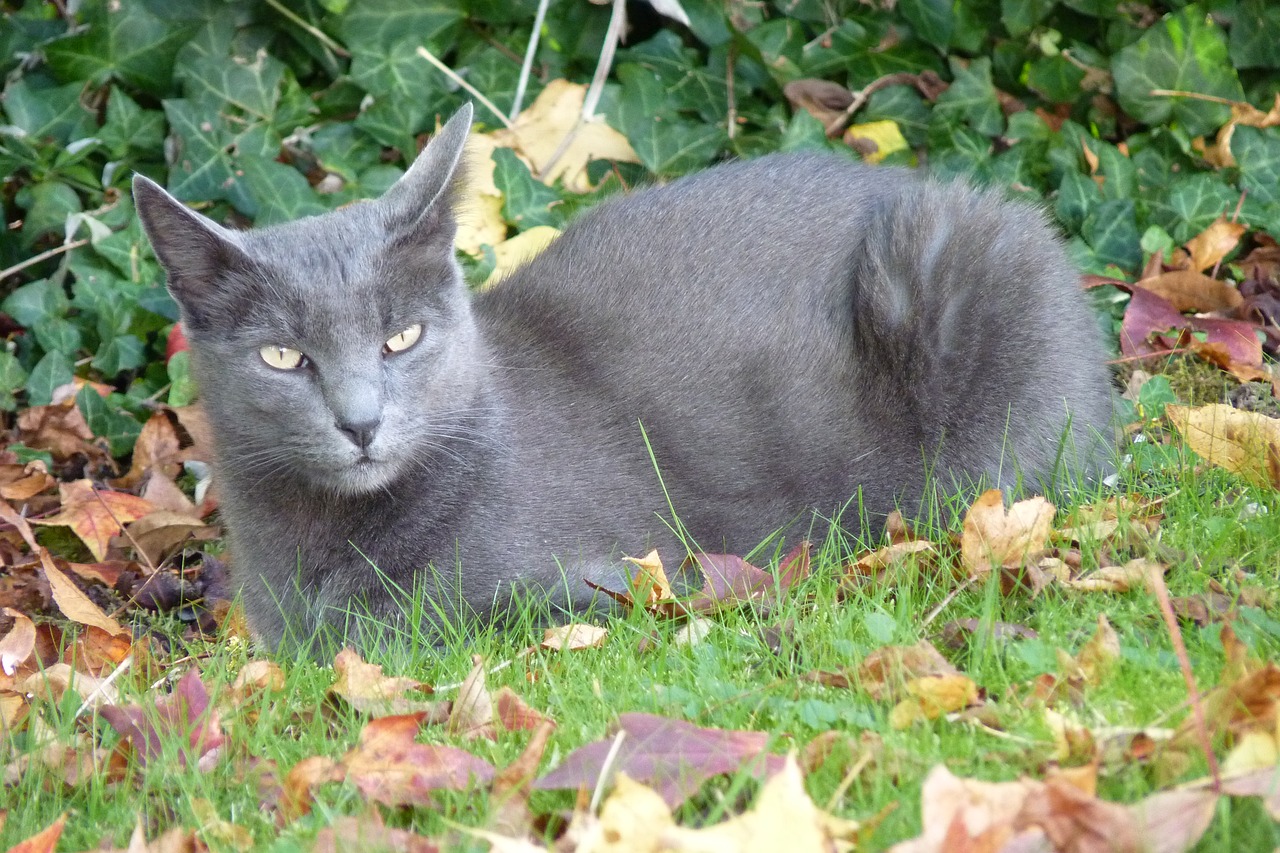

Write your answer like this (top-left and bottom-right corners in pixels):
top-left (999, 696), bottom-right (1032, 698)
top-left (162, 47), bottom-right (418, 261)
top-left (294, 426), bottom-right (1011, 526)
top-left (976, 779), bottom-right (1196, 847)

top-left (1082, 198), bottom-right (1142, 271)
top-left (1111, 6), bottom-right (1243, 137)
top-left (92, 335), bottom-right (147, 378)
top-left (610, 64), bottom-right (724, 176)
top-left (0, 352), bottom-right (28, 412)
top-left (1233, 126), bottom-right (1280, 208)
top-left (2, 279), bottom-right (70, 328)
top-left (492, 148), bottom-right (562, 231)
top-left (1229, 0), bottom-right (1280, 70)
top-left (241, 158), bottom-right (327, 226)
top-left (32, 318), bottom-right (82, 358)
top-left (1, 78), bottom-right (95, 144)
top-left (76, 387), bottom-right (141, 458)
top-left (44, 2), bottom-right (196, 95)
top-left (932, 57), bottom-right (1004, 137)
top-left (337, 0), bottom-right (462, 52)
top-left (26, 350), bottom-right (74, 407)
top-left (98, 89), bottom-right (166, 160)
top-left (898, 0), bottom-right (952, 50)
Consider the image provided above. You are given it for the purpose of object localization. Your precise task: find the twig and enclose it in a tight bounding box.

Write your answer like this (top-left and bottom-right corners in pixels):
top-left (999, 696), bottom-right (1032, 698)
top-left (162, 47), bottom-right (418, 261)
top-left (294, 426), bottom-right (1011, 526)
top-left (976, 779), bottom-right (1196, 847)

top-left (590, 730), bottom-right (628, 813)
top-left (416, 46), bottom-right (514, 130)
top-left (824, 72), bottom-right (920, 136)
top-left (74, 654), bottom-right (132, 718)
top-left (0, 238), bottom-right (89, 282)
top-left (581, 0), bottom-right (627, 121)
top-left (726, 42), bottom-right (738, 141)
top-left (824, 748), bottom-right (873, 811)
top-left (1146, 561), bottom-right (1222, 791)
top-left (262, 0), bottom-right (349, 57)
top-left (511, 0), bottom-right (552, 119)
top-left (920, 575), bottom-right (975, 629)
top-left (1148, 89), bottom-right (1239, 106)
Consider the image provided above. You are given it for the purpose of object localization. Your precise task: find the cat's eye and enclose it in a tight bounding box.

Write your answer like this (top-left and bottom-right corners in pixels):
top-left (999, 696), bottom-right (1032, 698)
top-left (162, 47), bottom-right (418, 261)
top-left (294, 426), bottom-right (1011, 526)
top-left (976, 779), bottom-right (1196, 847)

top-left (384, 323), bottom-right (422, 354)
top-left (259, 345), bottom-right (307, 370)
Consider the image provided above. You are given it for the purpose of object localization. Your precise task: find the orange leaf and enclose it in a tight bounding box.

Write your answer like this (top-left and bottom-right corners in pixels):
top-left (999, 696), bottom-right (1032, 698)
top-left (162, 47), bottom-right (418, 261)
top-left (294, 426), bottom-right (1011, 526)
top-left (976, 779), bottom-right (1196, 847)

top-left (1184, 216), bottom-right (1247, 273)
top-left (6, 814), bottom-right (66, 853)
top-left (1135, 269), bottom-right (1243, 312)
top-left (32, 479), bottom-right (155, 561)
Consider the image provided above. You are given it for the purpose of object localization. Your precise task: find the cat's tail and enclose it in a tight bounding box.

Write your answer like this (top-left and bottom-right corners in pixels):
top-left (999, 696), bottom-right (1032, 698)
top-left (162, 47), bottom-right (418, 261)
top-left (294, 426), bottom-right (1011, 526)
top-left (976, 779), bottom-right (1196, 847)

top-left (847, 177), bottom-right (1115, 496)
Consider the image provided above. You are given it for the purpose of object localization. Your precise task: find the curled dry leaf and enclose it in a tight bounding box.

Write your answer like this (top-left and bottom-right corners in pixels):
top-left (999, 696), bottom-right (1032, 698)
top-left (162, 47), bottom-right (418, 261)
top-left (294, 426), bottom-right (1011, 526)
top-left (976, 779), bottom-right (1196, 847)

top-left (16, 400), bottom-right (104, 463)
top-left (112, 411), bottom-right (184, 489)
top-left (20, 661), bottom-right (119, 710)
top-left (0, 607), bottom-right (35, 676)
top-left (1075, 613), bottom-right (1121, 686)
top-left (1184, 216), bottom-right (1249, 274)
top-left (1063, 557), bottom-right (1168, 593)
top-left (5, 813), bottom-right (65, 853)
top-left (1166, 404), bottom-right (1280, 489)
top-left (857, 641), bottom-right (960, 703)
top-left (312, 815), bottom-right (443, 853)
top-left (228, 660), bottom-right (285, 706)
top-left (328, 647), bottom-right (438, 716)
top-left (625, 549), bottom-right (675, 606)
top-left (889, 674), bottom-right (980, 729)
top-left (961, 490), bottom-right (1055, 577)
top-left (1135, 269), bottom-right (1243, 313)
top-left (540, 623), bottom-right (608, 651)
top-left (0, 461), bottom-right (55, 502)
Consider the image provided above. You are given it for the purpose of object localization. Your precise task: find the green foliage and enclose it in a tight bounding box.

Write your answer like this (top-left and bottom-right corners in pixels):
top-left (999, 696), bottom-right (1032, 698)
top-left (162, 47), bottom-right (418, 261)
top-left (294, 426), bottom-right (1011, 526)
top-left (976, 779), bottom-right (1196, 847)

top-left (1, 0), bottom-right (1279, 449)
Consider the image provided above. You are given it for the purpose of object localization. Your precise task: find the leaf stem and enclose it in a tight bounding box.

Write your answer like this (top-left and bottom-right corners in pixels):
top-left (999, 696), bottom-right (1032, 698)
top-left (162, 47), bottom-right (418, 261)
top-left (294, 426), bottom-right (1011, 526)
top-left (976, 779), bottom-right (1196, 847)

top-left (416, 46), bottom-right (514, 130)
top-left (261, 0), bottom-right (349, 58)
top-left (0, 238), bottom-right (89, 282)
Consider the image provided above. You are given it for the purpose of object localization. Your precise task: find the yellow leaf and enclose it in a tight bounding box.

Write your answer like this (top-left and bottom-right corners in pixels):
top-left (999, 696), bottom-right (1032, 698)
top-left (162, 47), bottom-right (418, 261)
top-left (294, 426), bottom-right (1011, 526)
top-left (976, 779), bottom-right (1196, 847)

top-left (541, 623), bottom-right (608, 651)
top-left (1166, 404), bottom-right (1280, 489)
top-left (1183, 216), bottom-right (1247, 274)
top-left (492, 80), bottom-right (640, 193)
top-left (960, 489), bottom-right (1055, 577)
top-left (596, 773), bottom-right (674, 853)
top-left (843, 120), bottom-right (908, 164)
top-left (889, 674), bottom-right (979, 729)
top-left (455, 133), bottom-right (508, 257)
top-left (32, 478), bottom-right (155, 561)
top-left (1076, 613), bottom-right (1120, 685)
top-left (483, 226), bottom-right (561, 287)
top-left (623, 549), bottom-right (675, 606)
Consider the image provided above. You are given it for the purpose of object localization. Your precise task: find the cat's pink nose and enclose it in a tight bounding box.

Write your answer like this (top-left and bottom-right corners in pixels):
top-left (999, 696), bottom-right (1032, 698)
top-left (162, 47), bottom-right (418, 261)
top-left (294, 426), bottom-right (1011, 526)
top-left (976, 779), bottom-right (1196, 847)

top-left (337, 417), bottom-right (380, 449)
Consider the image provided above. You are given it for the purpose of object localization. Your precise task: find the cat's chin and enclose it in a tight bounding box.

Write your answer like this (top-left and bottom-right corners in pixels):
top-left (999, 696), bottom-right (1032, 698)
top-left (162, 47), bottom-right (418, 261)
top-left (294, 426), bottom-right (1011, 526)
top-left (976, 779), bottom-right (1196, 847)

top-left (322, 459), bottom-right (401, 496)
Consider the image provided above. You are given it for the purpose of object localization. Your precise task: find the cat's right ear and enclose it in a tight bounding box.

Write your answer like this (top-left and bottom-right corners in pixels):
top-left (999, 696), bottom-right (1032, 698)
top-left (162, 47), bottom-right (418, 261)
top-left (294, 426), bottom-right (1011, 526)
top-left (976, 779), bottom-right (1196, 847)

top-left (132, 175), bottom-right (251, 308)
top-left (377, 102), bottom-right (473, 232)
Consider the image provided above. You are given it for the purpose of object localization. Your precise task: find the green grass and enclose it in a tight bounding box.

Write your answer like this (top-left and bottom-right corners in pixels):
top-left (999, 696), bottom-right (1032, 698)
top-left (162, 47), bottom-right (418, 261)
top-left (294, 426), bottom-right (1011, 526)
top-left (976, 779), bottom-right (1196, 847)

top-left (3, 429), bottom-right (1280, 851)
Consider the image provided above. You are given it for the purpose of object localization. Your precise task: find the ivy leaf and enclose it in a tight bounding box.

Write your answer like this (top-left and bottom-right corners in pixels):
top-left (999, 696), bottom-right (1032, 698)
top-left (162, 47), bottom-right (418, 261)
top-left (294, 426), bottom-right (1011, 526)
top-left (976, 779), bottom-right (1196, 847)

top-left (1232, 126), bottom-right (1280, 208)
top-left (932, 57), bottom-right (1003, 137)
top-left (1082, 199), bottom-right (1143, 272)
top-left (98, 88), bottom-right (166, 160)
top-left (26, 351), bottom-right (75, 407)
top-left (0, 352), bottom-right (28, 412)
top-left (1228, 0), bottom-right (1280, 70)
top-left (92, 335), bottom-right (147, 379)
top-left (492, 149), bottom-right (562, 232)
top-left (44, 2), bottom-right (196, 95)
top-left (337, 0), bottom-right (462, 52)
top-left (76, 387), bottom-right (142, 459)
top-left (898, 0), bottom-right (953, 51)
top-left (610, 64), bottom-right (723, 176)
top-left (1111, 6), bottom-right (1244, 137)
top-left (2, 279), bottom-right (70, 328)
top-left (240, 158), bottom-right (327, 226)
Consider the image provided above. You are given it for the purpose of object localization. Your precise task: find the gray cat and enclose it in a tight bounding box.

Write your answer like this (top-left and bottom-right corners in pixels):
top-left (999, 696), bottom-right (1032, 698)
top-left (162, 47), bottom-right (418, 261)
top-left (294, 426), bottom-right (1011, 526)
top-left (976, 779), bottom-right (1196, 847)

top-left (133, 103), bottom-right (1113, 651)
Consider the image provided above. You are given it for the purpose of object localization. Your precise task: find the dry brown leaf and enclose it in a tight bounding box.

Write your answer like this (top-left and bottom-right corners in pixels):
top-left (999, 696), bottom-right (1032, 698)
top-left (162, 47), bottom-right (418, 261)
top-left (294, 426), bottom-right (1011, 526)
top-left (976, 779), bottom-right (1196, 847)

top-left (16, 401), bottom-right (104, 463)
top-left (783, 78), bottom-right (854, 129)
top-left (1166, 404), bottom-right (1280, 489)
top-left (328, 647), bottom-right (438, 716)
top-left (1063, 558), bottom-right (1167, 593)
top-left (961, 490), bottom-right (1055, 577)
top-left (889, 674), bottom-right (980, 729)
top-left (0, 461), bottom-right (55, 502)
top-left (449, 656), bottom-right (494, 739)
top-left (1136, 269), bottom-right (1243, 312)
top-left (125, 510), bottom-right (216, 566)
top-left (488, 718), bottom-right (557, 841)
top-left (1184, 217), bottom-right (1248, 274)
top-left (227, 660), bottom-right (285, 707)
top-left (0, 607), bottom-right (35, 676)
top-left (32, 479), bottom-right (155, 561)
top-left (1075, 614), bottom-right (1121, 686)
top-left (20, 661), bottom-right (119, 710)
top-left (858, 641), bottom-right (960, 703)
top-left (490, 79), bottom-right (640, 192)
top-left (540, 623), bottom-right (608, 651)
top-left (5, 813), bottom-right (65, 853)
top-left (113, 411), bottom-right (184, 489)
top-left (623, 549), bottom-right (676, 607)
top-left (40, 554), bottom-right (127, 636)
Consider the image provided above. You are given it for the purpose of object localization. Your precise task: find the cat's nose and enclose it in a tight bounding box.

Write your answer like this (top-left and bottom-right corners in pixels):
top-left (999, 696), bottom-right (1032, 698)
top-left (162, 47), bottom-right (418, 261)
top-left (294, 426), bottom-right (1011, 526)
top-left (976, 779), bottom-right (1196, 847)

top-left (336, 416), bottom-right (380, 450)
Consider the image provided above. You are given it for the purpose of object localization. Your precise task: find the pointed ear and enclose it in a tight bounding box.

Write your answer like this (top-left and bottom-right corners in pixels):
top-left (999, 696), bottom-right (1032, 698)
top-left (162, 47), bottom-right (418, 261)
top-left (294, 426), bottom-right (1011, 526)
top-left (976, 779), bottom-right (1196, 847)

top-left (378, 102), bottom-right (473, 233)
top-left (133, 175), bottom-right (256, 329)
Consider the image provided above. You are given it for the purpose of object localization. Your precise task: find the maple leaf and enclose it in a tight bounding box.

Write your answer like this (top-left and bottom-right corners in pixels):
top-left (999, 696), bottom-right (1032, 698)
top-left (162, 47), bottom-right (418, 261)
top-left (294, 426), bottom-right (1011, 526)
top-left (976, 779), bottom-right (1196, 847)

top-left (960, 489), bottom-right (1055, 578)
top-left (448, 656), bottom-right (551, 740)
top-left (32, 479), bottom-right (155, 562)
top-left (534, 712), bottom-right (786, 808)
top-left (0, 460), bottom-right (55, 502)
top-left (5, 813), bottom-right (65, 853)
top-left (683, 552), bottom-right (774, 612)
top-left (1166, 404), bottom-right (1280, 489)
top-left (99, 669), bottom-right (226, 770)
top-left (328, 647), bottom-right (441, 717)
top-left (540, 623), bottom-right (608, 651)
top-left (337, 713), bottom-right (496, 807)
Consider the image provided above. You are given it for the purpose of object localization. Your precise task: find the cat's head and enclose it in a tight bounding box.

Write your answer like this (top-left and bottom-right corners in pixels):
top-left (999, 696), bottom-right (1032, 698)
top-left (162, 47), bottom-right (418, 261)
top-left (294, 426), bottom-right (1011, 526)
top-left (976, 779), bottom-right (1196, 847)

top-left (134, 104), bottom-right (486, 495)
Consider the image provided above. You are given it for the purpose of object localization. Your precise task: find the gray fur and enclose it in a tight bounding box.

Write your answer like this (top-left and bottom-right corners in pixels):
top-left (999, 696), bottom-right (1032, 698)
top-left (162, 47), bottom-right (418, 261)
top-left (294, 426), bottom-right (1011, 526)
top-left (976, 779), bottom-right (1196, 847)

top-left (133, 104), bottom-right (1114, 650)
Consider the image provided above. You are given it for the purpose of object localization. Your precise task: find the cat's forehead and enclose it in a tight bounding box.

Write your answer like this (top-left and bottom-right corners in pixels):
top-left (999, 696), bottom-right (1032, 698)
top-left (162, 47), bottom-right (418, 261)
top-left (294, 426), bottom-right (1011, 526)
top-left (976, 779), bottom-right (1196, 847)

top-left (240, 201), bottom-right (391, 285)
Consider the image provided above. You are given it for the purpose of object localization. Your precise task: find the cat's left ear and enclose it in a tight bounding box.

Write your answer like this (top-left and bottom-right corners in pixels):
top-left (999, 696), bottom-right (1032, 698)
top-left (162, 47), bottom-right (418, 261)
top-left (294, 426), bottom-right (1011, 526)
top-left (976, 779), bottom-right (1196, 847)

top-left (378, 102), bottom-right (473, 233)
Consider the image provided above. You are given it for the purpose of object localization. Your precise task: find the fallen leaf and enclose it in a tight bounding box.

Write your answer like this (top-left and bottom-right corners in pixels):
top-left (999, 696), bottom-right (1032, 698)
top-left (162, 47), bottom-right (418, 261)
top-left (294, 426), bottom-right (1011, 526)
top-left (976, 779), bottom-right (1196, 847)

top-left (99, 669), bottom-right (225, 770)
top-left (489, 718), bottom-right (557, 840)
top-left (857, 641), bottom-right (960, 702)
top-left (455, 131), bottom-right (508, 257)
top-left (1167, 404), bottom-right (1280, 489)
top-left (113, 411), bottom-right (183, 489)
top-left (20, 661), bottom-right (119, 710)
top-left (534, 713), bottom-right (786, 808)
top-left (1063, 558), bottom-right (1167, 593)
top-left (783, 78), bottom-right (854, 129)
top-left (1184, 216), bottom-right (1248, 273)
top-left (0, 461), bottom-right (55, 502)
top-left (1136, 269), bottom-right (1243, 312)
top-left (777, 540), bottom-right (812, 593)
top-left (844, 119), bottom-right (909, 163)
top-left (227, 660), bottom-right (285, 707)
top-left (312, 815), bottom-right (442, 853)
top-left (16, 401), bottom-right (105, 463)
top-left (889, 674), bottom-right (980, 729)
top-left (338, 713), bottom-right (495, 807)
top-left (5, 813), bottom-right (65, 853)
top-left (483, 225), bottom-right (562, 287)
top-left (540, 623), bottom-right (608, 651)
top-left (660, 753), bottom-right (863, 851)
top-left (32, 479), bottom-right (155, 561)
top-left (1075, 613), bottom-right (1121, 685)
top-left (328, 647), bottom-right (440, 716)
top-left (961, 490), bottom-right (1055, 577)
top-left (448, 657), bottom-right (495, 739)
top-left (684, 552), bottom-right (773, 611)
top-left (490, 79), bottom-right (640, 192)
top-left (0, 607), bottom-right (35, 676)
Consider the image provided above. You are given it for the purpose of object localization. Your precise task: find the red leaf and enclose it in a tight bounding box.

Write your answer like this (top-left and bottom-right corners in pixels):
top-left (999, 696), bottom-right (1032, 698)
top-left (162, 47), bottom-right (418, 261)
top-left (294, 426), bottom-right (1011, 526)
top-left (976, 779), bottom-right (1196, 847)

top-left (99, 669), bottom-right (225, 770)
top-left (341, 713), bottom-right (495, 806)
top-left (534, 713), bottom-right (785, 807)
top-left (684, 553), bottom-right (773, 612)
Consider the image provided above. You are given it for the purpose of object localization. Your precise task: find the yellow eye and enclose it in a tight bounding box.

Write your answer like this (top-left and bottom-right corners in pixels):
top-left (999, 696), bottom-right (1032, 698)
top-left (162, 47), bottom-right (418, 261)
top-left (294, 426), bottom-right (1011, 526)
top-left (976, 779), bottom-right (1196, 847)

top-left (259, 345), bottom-right (306, 370)
top-left (384, 323), bottom-right (422, 354)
